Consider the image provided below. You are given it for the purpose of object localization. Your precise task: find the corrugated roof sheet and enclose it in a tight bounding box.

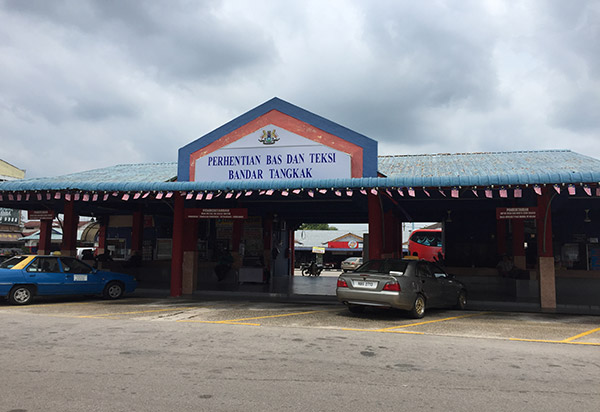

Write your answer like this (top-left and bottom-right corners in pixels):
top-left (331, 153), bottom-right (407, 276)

top-left (37, 162), bottom-right (177, 183)
top-left (1, 150), bottom-right (599, 192)
top-left (377, 150), bottom-right (600, 187)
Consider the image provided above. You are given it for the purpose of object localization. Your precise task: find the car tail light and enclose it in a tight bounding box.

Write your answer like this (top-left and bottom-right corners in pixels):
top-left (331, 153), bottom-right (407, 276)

top-left (383, 282), bottom-right (400, 291)
top-left (337, 279), bottom-right (348, 288)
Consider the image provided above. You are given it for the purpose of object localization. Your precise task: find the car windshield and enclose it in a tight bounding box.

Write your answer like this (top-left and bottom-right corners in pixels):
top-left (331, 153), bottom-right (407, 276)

top-left (354, 259), bottom-right (409, 274)
top-left (0, 256), bottom-right (28, 269)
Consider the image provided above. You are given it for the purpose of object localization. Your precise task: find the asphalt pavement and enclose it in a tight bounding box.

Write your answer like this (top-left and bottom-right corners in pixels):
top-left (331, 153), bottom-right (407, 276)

top-left (0, 298), bottom-right (598, 411)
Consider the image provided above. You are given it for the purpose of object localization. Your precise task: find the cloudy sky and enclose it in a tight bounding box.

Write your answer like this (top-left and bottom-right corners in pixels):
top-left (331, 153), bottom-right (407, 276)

top-left (1, 0), bottom-right (599, 178)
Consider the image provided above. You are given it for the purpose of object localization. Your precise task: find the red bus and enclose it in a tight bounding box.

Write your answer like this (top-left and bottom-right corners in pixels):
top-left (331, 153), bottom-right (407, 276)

top-left (408, 229), bottom-right (443, 262)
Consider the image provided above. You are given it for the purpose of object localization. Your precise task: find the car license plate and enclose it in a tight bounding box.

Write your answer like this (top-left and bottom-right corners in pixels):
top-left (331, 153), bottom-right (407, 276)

top-left (352, 280), bottom-right (378, 289)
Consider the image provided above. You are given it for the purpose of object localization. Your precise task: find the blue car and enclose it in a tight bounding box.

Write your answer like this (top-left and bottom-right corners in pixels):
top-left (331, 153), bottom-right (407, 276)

top-left (0, 255), bottom-right (137, 305)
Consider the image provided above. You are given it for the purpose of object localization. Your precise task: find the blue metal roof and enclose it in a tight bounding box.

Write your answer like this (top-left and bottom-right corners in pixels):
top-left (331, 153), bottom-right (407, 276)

top-left (1, 150), bottom-right (599, 192)
top-left (377, 150), bottom-right (600, 186)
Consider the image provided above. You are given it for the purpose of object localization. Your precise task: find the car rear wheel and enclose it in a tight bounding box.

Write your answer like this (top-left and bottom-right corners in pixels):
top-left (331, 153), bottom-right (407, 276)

top-left (102, 281), bottom-right (124, 300)
top-left (455, 290), bottom-right (467, 310)
top-left (9, 285), bottom-right (33, 305)
top-left (410, 294), bottom-right (426, 319)
top-left (348, 304), bottom-right (365, 314)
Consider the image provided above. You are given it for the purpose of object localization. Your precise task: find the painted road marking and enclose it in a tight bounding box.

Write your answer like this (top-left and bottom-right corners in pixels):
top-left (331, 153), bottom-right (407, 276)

top-left (375, 312), bottom-right (489, 332)
top-left (561, 326), bottom-right (600, 343)
top-left (340, 312), bottom-right (488, 333)
top-left (178, 308), bottom-right (336, 326)
top-left (79, 306), bottom-right (205, 319)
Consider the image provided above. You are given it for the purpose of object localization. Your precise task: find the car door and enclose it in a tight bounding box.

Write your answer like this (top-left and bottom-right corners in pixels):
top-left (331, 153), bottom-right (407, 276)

top-left (25, 256), bottom-right (65, 294)
top-left (59, 257), bottom-right (101, 294)
top-left (428, 262), bottom-right (458, 306)
top-left (416, 262), bottom-right (443, 307)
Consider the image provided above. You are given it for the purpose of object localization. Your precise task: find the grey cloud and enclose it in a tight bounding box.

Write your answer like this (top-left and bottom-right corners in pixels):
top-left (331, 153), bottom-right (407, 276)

top-left (552, 90), bottom-right (600, 132)
top-left (3, 0), bottom-right (277, 82)
top-left (2, 0), bottom-right (600, 178)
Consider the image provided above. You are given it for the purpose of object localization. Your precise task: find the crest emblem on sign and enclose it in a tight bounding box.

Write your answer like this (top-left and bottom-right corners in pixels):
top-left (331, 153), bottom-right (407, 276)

top-left (259, 129), bottom-right (279, 145)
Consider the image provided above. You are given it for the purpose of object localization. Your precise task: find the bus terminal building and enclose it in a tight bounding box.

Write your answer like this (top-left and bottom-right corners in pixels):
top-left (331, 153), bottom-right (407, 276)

top-left (1, 98), bottom-right (599, 312)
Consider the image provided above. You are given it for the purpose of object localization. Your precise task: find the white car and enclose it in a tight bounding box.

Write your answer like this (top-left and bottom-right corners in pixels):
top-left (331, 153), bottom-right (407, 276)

top-left (341, 257), bottom-right (363, 272)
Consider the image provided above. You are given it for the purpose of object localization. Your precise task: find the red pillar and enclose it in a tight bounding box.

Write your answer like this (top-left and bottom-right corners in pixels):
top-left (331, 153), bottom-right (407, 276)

top-left (536, 188), bottom-right (556, 310)
top-left (38, 219), bottom-right (53, 255)
top-left (131, 210), bottom-right (144, 254)
top-left (182, 217), bottom-right (199, 295)
top-left (383, 211), bottom-right (400, 258)
top-left (97, 219), bottom-right (107, 255)
top-left (61, 199), bottom-right (79, 257)
top-left (368, 192), bottom-right (383, 260)
top-left (170, 192), bottom-right (184, 297)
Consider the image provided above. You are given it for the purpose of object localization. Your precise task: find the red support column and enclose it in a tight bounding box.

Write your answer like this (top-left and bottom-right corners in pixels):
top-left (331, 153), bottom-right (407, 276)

top-left (536, 188), bottom-right (556, 310)
top-left (97, 219), bottom-right (107, 255)
top-left (181, 217), bottom-right (199, 295)
top-left (131, 210), bottom-right (144, 254)
top-left (383, 211), bottom-right (399, 258)
top-left (368, 192), bottom-right (383, 260)
top-left (38, 219), bottom-right (53, 255)
top-left (170, 192), bottom-right (184, 297)
top-left (61, 199), bottom-right (79, 257)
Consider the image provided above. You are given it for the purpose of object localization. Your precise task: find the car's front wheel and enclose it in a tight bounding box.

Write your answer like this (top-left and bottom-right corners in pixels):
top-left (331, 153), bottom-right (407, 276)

top-left (9, 285), bottom-right (34, 305)
top-left (410, 294), bottom-right (426, 319)
top-left (102, 281), bottom-right (124, 300)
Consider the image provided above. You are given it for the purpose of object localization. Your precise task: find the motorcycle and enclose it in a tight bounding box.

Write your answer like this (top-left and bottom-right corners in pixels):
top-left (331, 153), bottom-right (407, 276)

top-left (300, 261), bottom-right (323, 277)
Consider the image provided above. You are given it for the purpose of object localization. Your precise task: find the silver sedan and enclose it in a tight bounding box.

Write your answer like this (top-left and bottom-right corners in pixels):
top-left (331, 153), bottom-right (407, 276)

top-left (336, 258), bottom-right (467, 318)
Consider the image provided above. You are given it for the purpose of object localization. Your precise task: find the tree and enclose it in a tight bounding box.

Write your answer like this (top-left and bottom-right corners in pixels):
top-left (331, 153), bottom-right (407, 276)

top-left (298, 223), bottom-right (338, 230)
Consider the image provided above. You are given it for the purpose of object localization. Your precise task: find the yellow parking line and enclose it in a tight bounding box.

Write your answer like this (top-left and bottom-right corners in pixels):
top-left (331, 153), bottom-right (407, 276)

top-left (79, 306), bottom-right (204, 318)
top-left (561, 327), bottom-right (600, 343)
top-left (178, 309), bottom-right (335, 326)
top-left (215, 309), bottom-right (335, 323)
top-left (510, 337), bottom-right (600, 346)
top-left (374, 312), bottom-right (489, 332)
top-left (178, 320), bottom-right (261, 326)
top-left (510, 338), bottom-right (564, 344)
top-left (341, 327), bottom-right (424, 334)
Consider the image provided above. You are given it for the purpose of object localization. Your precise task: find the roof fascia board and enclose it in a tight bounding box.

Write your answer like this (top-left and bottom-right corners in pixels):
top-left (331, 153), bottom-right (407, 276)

top-left (3, 171), bottom-right (600, 193)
